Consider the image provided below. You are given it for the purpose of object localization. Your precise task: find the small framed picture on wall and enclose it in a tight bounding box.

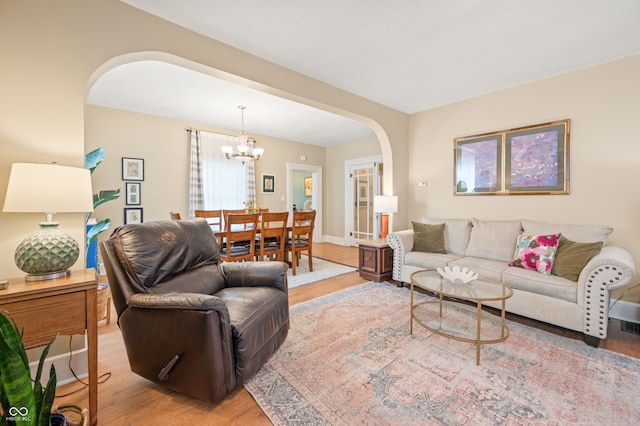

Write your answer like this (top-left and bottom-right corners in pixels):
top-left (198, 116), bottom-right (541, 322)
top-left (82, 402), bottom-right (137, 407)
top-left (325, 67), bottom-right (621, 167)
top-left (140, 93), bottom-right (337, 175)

top-left (125, 182), bottom-right (141, 205)
top-left (122, 157), bottom-right (144, 181)
top-left (262, 173), bottom-right (276, 194)
top-left (124, 208), bottom-right (143, 224)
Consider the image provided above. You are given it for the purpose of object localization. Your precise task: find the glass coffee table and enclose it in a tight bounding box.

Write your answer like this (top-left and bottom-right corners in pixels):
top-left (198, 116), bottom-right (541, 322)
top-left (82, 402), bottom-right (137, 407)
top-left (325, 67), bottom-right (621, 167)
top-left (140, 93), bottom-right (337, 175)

top-left (410, 269), bottom-right (513, 365)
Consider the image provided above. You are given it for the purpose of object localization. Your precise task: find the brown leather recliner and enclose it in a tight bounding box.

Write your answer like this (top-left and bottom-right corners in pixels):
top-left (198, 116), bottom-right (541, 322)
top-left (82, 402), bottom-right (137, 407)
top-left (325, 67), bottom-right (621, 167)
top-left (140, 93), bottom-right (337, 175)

top-left (100, 218), bottom-right (289, 403)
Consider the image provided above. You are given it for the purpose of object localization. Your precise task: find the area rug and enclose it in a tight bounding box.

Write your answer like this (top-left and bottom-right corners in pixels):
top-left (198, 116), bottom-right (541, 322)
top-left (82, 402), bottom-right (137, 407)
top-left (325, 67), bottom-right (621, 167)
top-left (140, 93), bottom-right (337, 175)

top-left (287, 255), bottom-right (356, 289)
top-left (245, 282), bottom-right (640, 425)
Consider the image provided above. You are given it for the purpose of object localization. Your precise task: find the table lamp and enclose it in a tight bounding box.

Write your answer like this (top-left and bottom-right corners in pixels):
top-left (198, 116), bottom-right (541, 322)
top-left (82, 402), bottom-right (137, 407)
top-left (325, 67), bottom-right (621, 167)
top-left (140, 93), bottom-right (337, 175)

top-left (3, 163), bottom-right (94, 281)
top-left (373, 195), bottom-right (398, 240)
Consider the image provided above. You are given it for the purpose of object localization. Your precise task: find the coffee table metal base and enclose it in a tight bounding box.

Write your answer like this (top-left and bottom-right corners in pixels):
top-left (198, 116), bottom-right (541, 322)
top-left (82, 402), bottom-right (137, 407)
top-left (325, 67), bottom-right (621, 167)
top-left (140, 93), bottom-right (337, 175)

top-left (409, 270), bottom-right (512, 365)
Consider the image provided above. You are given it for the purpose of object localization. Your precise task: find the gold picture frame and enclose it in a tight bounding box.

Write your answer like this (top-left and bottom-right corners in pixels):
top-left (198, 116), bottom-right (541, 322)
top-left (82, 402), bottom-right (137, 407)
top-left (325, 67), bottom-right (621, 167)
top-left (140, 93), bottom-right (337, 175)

top-left (454, 119), bottom-right (570, 195)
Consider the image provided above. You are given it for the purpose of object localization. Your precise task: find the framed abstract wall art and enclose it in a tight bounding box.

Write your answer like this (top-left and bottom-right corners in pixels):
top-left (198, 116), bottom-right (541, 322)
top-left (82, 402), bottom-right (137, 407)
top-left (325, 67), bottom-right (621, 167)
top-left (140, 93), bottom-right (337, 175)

top-left (454, 119), bottom-right (570, 195)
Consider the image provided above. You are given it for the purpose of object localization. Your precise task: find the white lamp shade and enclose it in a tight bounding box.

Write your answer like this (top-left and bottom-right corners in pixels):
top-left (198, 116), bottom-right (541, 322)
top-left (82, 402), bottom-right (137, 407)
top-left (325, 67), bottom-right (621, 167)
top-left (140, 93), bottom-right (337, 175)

top-left (373, 195), bottom-right (398, 214)
top-left (3, 163), bottom-right (94, 214)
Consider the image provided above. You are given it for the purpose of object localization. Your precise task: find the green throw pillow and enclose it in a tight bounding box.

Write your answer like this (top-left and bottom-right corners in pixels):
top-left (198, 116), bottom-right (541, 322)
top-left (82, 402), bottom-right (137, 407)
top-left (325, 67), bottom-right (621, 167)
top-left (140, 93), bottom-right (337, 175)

top-left (551, 235), bottom-right (603, 282)
top-left (412, 222), bottom-right (447, 254)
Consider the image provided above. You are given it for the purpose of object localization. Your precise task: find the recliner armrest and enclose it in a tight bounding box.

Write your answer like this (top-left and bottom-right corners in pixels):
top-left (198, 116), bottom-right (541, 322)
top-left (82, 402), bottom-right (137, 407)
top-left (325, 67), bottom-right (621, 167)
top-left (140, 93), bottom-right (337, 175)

top-left (127, 292), bottom-right (227, 311)
top-left (221, 261), bottom-right (288, 293)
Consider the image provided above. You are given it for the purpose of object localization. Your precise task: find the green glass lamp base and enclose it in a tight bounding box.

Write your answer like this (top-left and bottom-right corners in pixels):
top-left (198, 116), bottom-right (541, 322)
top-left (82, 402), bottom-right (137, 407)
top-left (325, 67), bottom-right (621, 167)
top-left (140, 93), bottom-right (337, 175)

top-left (14, 222), bottom-right (80, 281)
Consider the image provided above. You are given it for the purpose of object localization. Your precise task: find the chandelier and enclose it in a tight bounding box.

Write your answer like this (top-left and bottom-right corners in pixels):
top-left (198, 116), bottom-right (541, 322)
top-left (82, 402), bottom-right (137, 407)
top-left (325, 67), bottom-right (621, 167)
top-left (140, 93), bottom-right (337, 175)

top-left (221, 105), bottom-right (264, 164)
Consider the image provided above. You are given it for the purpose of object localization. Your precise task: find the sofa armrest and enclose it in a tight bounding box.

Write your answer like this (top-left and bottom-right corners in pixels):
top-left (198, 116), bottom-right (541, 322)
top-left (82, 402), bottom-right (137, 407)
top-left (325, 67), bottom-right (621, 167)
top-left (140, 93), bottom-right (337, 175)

top-left (221, 261), bottom-right (289, 293)
top-left (578, 245), bottom-right (636, 340)
top-left (387, 229), bottom-right (415, 282)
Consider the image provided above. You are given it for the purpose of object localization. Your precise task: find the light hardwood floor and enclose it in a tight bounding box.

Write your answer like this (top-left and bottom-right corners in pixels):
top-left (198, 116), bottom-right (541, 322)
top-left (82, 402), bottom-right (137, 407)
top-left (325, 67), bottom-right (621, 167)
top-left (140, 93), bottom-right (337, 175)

top-left (55, 242), bottom-right (639, 425)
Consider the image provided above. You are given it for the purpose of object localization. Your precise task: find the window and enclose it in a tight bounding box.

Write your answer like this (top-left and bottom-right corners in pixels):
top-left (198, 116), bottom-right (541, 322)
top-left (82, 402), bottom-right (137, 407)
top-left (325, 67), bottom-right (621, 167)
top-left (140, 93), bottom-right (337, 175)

top-left (199, 131), bottom-right (247, 209)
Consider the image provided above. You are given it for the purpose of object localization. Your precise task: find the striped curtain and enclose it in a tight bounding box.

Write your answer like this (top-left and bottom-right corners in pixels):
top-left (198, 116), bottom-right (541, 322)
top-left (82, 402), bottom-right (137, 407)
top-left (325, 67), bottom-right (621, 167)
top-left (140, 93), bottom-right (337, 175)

top-left (188, 130), bottom-right (204, 218)
top-left (246, 139), bottom-right (257, 205)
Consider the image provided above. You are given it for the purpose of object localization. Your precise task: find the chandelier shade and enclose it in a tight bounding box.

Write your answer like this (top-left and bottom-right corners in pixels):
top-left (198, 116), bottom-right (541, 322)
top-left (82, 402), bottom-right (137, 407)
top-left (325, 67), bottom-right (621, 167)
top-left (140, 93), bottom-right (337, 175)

top-left (221, 105), bottom-right (264, 164)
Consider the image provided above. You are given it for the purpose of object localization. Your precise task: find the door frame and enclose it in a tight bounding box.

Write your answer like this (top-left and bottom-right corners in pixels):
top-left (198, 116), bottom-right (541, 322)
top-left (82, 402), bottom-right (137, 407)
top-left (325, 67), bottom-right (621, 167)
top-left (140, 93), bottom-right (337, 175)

top-left (344, 155), bottom-right (383, 246)
top-left (287, 162), bottom-right (322, 242)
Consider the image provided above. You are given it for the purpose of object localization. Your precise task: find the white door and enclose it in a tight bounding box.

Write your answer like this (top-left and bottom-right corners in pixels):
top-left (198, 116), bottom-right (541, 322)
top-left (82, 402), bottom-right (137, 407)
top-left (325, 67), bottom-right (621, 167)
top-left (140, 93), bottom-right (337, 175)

top-left (345, 156), bottom-right (382, 246)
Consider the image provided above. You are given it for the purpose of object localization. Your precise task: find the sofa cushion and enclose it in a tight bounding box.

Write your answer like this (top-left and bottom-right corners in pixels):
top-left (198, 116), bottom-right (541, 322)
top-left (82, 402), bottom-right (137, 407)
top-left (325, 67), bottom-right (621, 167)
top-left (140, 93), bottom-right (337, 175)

top-left (551, 236), bottom-right (603, 282)
top-left (509, 234), bottom-right (560, 275)
top-left (521, 220), bottom-right (612, 244)
top-left (412, 222), bottom-right (446, 253)
top-left (465, 218), bottom-right (522, 262)
top-left (404, 251), bottom-right (463, 271)
top-left (502, 267), bottom-right (578, 303)
top-left (449, 257), bottom-right (509, 283)
top-left (420, 217), bottom-right (472, 255)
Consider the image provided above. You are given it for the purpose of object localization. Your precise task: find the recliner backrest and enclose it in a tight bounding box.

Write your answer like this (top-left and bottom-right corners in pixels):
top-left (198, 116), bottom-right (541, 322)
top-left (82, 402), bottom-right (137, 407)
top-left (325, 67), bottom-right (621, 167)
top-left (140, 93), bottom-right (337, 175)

top-left (109, 218), bottom-right (226, 295)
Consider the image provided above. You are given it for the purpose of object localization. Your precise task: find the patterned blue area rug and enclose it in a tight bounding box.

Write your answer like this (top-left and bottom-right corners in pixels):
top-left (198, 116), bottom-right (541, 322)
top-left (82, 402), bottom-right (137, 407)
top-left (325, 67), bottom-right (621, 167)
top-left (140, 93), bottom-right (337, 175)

top-left (245, 282), bottom-right (640, 425)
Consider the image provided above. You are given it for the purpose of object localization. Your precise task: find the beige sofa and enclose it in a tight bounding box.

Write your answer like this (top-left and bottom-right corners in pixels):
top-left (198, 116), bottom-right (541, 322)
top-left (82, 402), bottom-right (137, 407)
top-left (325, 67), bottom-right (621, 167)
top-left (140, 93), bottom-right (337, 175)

top-left (387, 218), bottom-right (636, 346)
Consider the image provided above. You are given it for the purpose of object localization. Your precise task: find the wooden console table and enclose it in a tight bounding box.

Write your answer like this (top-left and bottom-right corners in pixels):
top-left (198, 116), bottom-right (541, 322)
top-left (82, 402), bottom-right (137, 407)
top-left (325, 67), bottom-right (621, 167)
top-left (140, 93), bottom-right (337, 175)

top-left (358, 240), bottom-right (394, 283)
top-left (0, 269), bottom-right (98, 426)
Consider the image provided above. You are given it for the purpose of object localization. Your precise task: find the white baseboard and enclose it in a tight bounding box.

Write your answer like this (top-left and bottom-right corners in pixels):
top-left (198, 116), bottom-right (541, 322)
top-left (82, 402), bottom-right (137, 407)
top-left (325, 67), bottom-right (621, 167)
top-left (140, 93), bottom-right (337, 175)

top-left (28, 335), bottom-right (88, 386)
top-left (321, 234), bottom-right (348, 245)
top-left (609, 298), bottom-right (640, 324)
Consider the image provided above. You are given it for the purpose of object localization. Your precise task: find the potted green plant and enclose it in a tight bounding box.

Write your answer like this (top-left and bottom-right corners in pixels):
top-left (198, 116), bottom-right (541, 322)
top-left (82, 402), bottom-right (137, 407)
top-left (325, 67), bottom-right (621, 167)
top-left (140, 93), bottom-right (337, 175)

top-left (0, 311), bottom-right (59, 426)
top-left (85, 147), bottom-right (120, 269)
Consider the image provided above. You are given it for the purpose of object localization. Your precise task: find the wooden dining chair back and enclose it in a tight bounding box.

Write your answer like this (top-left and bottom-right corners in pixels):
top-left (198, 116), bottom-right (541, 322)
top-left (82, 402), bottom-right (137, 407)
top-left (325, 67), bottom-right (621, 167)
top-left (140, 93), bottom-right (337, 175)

top-left (257, 211), bottom-right (289, 261)
top-left (285, 210), bottom-right (316, 275)
top-left (195, 209), bottom-right (223, 232)
top-left (223, 209), bottom-right (247, 229)
top-left (219, 213), bottom-right (259, 262)
top-left (170, 212), bottom-right (181, 220)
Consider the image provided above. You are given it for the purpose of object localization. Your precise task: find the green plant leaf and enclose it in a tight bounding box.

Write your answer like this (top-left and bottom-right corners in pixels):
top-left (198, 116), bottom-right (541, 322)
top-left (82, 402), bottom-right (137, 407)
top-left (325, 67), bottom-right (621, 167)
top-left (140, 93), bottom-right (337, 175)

top-left (85, 147), bottom-right (105, 174)
top-left (36, 366), bottom-right (56, 426)
top-left (93, 189), bottom-right (121, 210)
top-left (87, 219), bottom-right (111, 248)
top-left (0, 313), bottom-right (37, 425)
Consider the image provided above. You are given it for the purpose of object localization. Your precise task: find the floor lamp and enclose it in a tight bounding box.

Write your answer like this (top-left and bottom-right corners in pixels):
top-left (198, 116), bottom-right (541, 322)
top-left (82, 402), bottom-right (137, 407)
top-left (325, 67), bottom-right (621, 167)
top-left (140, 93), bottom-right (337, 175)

top-left (373, 195), bottom-right (398, 240)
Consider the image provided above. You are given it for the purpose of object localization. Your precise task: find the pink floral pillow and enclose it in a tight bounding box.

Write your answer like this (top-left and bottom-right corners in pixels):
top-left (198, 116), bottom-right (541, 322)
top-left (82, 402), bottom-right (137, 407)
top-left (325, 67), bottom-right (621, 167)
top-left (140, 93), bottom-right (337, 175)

top-left (509, 234), bottom-right (560, 274)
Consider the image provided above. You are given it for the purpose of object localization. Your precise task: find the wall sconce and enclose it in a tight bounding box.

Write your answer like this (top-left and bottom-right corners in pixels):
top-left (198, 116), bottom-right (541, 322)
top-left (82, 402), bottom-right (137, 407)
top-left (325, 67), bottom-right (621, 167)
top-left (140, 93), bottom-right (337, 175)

top-left (2, 163), bottom-right (94, 281)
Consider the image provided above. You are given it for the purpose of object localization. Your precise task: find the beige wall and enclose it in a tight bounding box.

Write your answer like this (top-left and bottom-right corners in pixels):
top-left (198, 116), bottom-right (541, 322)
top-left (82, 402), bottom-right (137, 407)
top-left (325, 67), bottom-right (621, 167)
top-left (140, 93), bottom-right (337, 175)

top-left (325, 138), bottom-right (383, 238)
top-left (86, 106), bottom-right (382, 243)
top-left (85, 105), bottom-right (328, 228)
top-left (0, 1), bottom-right (408, 277)
top-left (408, 55), bottom-right (640, 274)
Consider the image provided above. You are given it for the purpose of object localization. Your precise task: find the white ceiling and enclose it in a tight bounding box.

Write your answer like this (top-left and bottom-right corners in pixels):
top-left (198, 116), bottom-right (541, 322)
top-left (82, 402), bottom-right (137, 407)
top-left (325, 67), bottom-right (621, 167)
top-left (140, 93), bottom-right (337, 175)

top-left (88, 0), bottom-right (640, 146)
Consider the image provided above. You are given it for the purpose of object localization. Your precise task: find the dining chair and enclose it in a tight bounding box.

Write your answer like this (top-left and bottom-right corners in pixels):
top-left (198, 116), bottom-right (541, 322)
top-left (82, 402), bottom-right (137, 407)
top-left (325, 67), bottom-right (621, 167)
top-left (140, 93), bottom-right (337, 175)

top-left (256, 211), bottom-right (289, 262)
top-left (195, 209), bottom-right (223, 232)
top-left (285, 210), bottom-right (316, 275)
top-left (170, 212), bottom-right (181, 220)
top-left (223, 209), bottom-right (247, 230)
top-left (219, 213), bottom-right (259, 262)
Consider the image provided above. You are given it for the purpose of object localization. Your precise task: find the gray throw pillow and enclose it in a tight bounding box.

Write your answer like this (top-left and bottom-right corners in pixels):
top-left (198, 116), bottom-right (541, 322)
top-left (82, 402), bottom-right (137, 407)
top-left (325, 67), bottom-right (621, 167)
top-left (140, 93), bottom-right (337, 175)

top-left (412, 222), bottom-right (447, 254)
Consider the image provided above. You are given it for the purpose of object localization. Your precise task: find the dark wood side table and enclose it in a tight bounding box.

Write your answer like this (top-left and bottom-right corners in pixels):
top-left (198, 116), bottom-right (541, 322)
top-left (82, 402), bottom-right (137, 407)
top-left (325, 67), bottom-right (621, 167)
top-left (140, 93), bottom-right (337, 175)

top-left (358, 240), bottom-right (394, 283)
top-left (0, 269), bottom-right (99, 426)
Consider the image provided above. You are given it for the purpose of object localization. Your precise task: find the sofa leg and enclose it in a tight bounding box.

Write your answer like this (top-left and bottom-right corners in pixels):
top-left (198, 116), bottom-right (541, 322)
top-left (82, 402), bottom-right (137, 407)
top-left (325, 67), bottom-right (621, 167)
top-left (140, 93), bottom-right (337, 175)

top-left (395, 280), bottom-right (403, 288)
top-left (584, 335), bottom-right (601, 348)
